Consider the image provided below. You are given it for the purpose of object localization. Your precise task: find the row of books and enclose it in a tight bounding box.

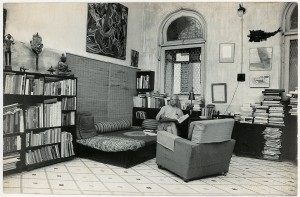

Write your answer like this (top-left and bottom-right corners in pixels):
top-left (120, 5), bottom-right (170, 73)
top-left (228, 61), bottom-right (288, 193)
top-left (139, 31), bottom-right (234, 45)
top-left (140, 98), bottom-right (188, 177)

top-left (44, 79), bottom-right (76, 96)
top-left (25, 77), bottom-right (44, 95)
top-left (62, 97), bottom-right (77, 110)
top-left (200, 104), bottom-right (216, 117)
top-left (3, 152), bottom-right (20, 171)
top-left (261, 127), bottom-right (282, 160)
top-left (133, 95), bottom-right (166, 108)
top-left (61, 132), bottom-right (75, 158)
top-left (3, 104), bottom-right (24, 134)
top-left (4, 74), bottom-right (77, 96)
top-left (137, 75), bottom-right (150, 89)
top-left (44, 100), bottom-right (62, 128)
top-left (26, 128), bottom-right (62, 147)
top-left (3, 136), bottom-right (21, 153)
top-left (4, 74), bottom-right (26, 95)
top-left (286, 87), bottom-right (298, 116)
top-left (25, 144), bottom-right (61, 165)
top-left (62, 112), bottom-right (76, 126)
top-left (25, 104), bottom-right (44, 129)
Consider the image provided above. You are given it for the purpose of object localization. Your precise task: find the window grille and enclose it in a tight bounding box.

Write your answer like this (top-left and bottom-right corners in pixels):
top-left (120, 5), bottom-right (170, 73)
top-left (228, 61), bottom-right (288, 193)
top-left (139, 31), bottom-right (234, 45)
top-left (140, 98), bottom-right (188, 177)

top-left (289, 39), bottom-right (298, 90)
top-left (164, 48), bottom-right (201, 95)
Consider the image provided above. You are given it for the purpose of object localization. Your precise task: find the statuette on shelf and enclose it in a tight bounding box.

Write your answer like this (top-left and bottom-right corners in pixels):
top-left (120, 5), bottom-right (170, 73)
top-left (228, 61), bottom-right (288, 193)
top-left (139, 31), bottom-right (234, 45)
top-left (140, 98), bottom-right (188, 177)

top-left (58, 53), bottom-right (73, 76)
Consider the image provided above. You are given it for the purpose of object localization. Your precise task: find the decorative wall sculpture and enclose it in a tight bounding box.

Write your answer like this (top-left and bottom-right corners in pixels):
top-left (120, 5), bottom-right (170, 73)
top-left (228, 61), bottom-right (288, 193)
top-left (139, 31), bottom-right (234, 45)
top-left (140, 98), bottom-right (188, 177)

top-left (86, 3), bottom-right (128, 60)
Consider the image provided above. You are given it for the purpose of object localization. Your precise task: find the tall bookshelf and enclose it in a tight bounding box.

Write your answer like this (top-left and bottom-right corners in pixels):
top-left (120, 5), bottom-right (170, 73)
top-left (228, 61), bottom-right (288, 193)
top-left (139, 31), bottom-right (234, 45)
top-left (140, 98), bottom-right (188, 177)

top-left (3, 70), bottom-right (76, 175)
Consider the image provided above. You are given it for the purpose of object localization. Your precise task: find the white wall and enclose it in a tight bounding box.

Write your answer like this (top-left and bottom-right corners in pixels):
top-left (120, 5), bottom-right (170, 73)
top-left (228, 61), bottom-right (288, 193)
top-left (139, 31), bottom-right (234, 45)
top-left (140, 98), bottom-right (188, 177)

top-left (4, 2), bottom-right (144, 68)
top-left (141, 2), bottom-right (286, 113)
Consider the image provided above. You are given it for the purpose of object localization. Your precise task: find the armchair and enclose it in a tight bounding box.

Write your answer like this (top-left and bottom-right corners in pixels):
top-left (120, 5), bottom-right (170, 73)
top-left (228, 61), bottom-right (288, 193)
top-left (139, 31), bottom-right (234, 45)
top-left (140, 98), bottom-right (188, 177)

top-left (156, 119), bottom-right (235, 182)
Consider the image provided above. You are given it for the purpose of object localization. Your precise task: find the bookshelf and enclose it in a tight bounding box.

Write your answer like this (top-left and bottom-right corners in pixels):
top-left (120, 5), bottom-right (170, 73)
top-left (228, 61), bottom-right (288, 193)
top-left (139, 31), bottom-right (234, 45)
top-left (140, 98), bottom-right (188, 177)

top-left (3, 70), bottom-right (76, 175)
top-left (136, 71), bottom-right (154, 92)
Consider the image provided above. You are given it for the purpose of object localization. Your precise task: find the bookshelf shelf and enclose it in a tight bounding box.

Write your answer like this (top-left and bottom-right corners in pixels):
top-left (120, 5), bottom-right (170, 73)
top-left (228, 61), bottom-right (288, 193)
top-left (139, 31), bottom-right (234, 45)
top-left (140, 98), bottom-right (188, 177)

top-left (136, 71), bottom-right (154, 92)
top-left (3, 70), bottom-right (77, 175)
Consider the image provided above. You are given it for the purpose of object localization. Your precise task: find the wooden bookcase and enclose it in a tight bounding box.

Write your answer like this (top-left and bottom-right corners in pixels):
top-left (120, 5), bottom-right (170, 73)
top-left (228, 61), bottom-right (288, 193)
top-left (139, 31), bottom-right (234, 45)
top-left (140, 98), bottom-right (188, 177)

top-left (136, 71), bottom-right (154, 92)
top-left (3, 70), bottom-right (76, 175)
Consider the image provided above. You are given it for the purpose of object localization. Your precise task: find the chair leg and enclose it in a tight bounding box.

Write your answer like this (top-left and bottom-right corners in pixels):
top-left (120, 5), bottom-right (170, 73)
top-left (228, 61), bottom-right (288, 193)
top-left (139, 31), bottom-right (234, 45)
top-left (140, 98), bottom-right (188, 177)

top-left (157, 164), bottom-right (163, 169)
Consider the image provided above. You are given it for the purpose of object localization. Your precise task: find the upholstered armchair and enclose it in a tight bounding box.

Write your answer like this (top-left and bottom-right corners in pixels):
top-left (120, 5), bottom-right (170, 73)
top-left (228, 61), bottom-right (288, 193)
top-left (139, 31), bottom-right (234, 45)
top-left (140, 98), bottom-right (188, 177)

top-left (156, 119), bottom-right (236, 182)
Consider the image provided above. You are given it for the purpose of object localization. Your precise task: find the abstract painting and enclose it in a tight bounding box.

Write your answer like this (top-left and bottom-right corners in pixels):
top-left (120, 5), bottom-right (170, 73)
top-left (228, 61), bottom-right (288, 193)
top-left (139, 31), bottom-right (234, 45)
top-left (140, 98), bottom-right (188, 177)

top-left (131, 50), bottom-right (139, 67)
top-left (86, 3), bottom-right (128, 60)
top-left (249, 74), bottom-right (270, 88)
top-left (249, 47), bottom-right (273, 70)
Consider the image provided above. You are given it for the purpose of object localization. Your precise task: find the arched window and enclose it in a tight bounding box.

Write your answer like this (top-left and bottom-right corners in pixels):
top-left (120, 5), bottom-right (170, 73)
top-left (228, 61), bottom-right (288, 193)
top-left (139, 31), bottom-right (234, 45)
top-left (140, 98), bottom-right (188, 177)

top-left (282, 3), bottom-right (298, 92)
top-left (158, 9), bottom-right (207, 100)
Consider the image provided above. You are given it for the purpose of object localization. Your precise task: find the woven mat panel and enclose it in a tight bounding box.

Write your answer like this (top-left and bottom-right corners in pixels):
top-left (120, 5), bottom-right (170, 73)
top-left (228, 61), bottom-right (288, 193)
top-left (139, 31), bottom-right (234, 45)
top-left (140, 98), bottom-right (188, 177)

top-left (108, 65), bottom-right (136, 122)
top-left (67, 53), bottom-right (136, 123)
top-left (67, 53), bottom-right (109, 122)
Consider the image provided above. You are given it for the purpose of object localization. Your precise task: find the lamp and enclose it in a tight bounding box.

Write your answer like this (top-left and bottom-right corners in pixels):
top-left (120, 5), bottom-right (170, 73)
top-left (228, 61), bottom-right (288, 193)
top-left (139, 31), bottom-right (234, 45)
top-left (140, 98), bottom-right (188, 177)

top-left (237, 4), bottom-right (246, 17)
top-left (188, 88), bottom-right (195, 114)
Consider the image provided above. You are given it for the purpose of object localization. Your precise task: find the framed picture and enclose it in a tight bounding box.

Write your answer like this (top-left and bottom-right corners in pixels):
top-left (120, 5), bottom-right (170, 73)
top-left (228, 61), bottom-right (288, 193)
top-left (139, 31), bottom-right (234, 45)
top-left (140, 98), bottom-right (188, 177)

top-left (86, 3), bottom-right (128, 60)
top-left (211, 83), bottom-right (227, 103)
top-left (131, 50), bottom-right (139, 67)
top-left (249, 47), bottom-right (273, 70)
top-left (219, 43), bottom-right (235, 63)
top-left (250, 74), bottom-right (270, 88)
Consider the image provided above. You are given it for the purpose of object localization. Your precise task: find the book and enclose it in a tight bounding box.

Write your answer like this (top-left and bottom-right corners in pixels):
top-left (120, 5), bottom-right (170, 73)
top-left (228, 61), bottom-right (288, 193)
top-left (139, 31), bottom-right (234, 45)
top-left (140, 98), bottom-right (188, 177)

top-left (159, 114), bottom-right (189, 124)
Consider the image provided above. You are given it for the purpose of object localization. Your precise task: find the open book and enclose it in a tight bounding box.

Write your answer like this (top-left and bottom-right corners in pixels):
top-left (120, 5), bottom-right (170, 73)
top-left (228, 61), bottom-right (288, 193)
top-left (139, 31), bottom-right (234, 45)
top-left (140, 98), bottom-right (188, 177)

top-left (159, 114), bottom-right (189, 124)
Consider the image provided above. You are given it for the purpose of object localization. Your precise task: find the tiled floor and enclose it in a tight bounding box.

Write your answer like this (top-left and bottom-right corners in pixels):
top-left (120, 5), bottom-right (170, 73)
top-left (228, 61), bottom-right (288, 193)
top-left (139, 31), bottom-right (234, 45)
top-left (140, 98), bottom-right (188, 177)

top-left (3, 154), bottom-right (298, 196)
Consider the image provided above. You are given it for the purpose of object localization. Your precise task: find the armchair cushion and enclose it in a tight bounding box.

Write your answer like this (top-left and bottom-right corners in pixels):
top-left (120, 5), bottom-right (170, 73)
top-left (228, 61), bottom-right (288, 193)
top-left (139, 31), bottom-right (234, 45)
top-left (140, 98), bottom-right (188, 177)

top-left (95, 119), bottom-right (131, 134)
top-left (190, 119), bottom-right (234, 144)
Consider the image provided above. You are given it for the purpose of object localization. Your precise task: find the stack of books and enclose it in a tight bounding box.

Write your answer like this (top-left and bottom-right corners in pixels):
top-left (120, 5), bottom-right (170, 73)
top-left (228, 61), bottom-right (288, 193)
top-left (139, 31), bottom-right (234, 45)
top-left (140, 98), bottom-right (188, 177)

top-left (3, 152), bottom-right (20, 171)
top-left (253, 105), bottom-right (269, 124)
top-left (262, 89), bottom-right (285, 126)
top-left (261, 127), bottom-right (282, 160)
top-left (240, 103), bottom-right (254, 123)
top-left (286, 87), bottom-right (298, 116)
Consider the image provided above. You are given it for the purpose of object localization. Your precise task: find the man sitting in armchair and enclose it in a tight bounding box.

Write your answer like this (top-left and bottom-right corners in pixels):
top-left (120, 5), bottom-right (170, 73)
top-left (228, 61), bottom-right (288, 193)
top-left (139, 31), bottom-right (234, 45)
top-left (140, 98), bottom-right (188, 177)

top-left (156, 94), bottom-right (183, 136)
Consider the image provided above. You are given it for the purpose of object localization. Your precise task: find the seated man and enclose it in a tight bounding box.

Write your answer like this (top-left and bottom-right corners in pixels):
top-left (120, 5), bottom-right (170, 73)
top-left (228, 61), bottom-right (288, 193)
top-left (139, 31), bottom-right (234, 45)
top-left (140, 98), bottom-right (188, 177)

top-left (156, 95), bottom-right (184, 135)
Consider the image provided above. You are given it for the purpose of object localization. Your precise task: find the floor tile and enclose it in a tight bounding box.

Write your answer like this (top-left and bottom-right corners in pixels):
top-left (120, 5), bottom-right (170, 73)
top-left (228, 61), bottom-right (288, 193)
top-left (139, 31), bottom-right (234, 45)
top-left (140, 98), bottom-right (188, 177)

top-left (252, 171), bottom-right (287, 178)
top-left (246, 185), bottom-right (288, 195)
top-left (222, 177), bottom-right (260, 185)
top-left (269, 185), bottom-right (297, 195)
top-left (112, 168), bottom-right (140, 176)
top-left (64, 161), bottom-right (86, 167)
top-left (122, 175), bottom-right (153, 183)
top-left (230, 171), bottom-right (263, 178)
top-left (104, 182), bottom-right (140, 193)
top-left (71, 173), bottom-right (99, 181)
top-left (52, 189), bottom-right (82, 194)
top-left (66, 166), bottom-right (92, 174)
top-left (160, 184), bottom-right (199, 194)
top-left (45, 165), bottom-right (68, 173)
top-left (76, 181), bottom-right (109, 191)
top-left (48, 179), bottom-right (79, 190)
top-left (22, 179), bottom-right (50, 189)
top-left (132, 183), bottom-right (169, 193)
top-left (112, 191), bottom-right (143, 195)
top-left (131, 164), bottom-right (153, 170)
top-left (83, 161), bottom-right (108, 168)
top-left (82, 190), bottom-right (112, 195)
top-left (214, 184), bottom-right (259, 195)
top-left (22, 188), bottom-right (52, 194)
top-left (269, 177), bottom-right (298, 186)
top-left (95, 174), bottom-right (126, 183)
top-left (3, 177), bottom-right (21, 188)
top-left (200, 177), bottom-right (233, 185)
top-left (3, 187), bottom-right (21, 193)
top-left (187, 184), bottom-right (230, 195)
top-left (89, 167), bottom-right (116, 175)
top-left (274, 171), bottom-right (298, 178)
top-left (46, 172), bottom-right (73, 180)
top-left (147, 176), bottom-right (179, 184)
top-left (22, 171), bottom-right (47, 179)
top-left (135, 169), bottom-right (166, 176)
top-left (250, 177), bottom-right (285, 186)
